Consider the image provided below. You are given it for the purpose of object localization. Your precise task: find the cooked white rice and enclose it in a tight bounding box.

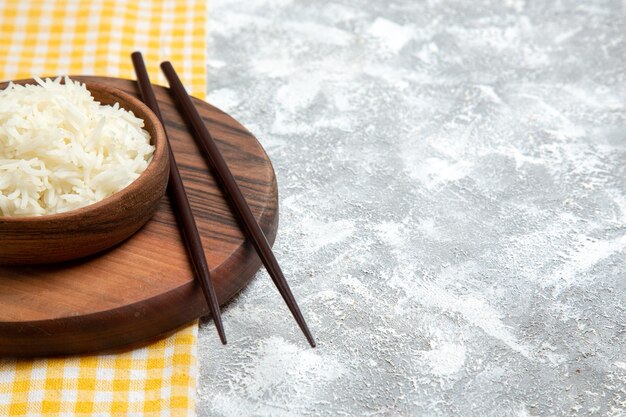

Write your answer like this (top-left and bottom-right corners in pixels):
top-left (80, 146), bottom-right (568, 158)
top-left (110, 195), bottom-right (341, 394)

top-left (0, 76), bottom-right (154, 217)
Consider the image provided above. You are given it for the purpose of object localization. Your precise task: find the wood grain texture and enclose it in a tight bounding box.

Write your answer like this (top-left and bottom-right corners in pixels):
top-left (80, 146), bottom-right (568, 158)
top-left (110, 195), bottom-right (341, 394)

top-left (0, 76), bottom-right (278, 357)
top-left (0, 79), bottom-right (170, 265)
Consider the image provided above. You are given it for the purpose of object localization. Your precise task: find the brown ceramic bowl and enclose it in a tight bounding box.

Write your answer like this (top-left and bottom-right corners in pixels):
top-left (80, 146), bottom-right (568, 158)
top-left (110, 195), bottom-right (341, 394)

top-left (0, 79), bottom-right (169, 265)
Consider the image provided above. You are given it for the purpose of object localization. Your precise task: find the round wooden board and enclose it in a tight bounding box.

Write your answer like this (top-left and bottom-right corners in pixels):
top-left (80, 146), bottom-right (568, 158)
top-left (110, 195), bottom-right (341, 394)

top-left (0, 76), bottom-right (278, 357)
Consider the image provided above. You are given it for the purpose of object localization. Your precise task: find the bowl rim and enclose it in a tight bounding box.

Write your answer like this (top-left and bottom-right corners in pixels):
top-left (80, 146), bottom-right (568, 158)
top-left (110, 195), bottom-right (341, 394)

top-left (0, 78), bottom-right (168, 223)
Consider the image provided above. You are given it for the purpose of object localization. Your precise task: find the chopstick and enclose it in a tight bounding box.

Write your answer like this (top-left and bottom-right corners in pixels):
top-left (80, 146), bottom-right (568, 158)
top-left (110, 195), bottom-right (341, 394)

top-left (160, 61), bottom-right (316, 348)
top-left (131, 52), bottom-right (227, 345)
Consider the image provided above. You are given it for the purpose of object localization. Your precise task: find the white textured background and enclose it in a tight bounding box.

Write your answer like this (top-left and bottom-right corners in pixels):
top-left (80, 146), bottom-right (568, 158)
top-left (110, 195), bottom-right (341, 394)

top-left (197, 0), bottom-right (626, 415)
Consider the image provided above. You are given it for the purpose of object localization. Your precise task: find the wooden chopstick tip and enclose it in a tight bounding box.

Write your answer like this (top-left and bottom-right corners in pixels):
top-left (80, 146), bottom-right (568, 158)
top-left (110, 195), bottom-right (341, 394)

top-left (131, 51), bottom-right (145, 65)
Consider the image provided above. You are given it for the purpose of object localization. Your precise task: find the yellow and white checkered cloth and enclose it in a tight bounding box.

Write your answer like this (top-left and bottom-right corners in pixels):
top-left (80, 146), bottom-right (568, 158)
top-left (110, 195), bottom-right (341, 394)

top-left (0, 0), bottom-right (206, 97)
top-left (0, 328), bottom-right (198, 416)
top-left (0, 0), bottom-right (207, 415)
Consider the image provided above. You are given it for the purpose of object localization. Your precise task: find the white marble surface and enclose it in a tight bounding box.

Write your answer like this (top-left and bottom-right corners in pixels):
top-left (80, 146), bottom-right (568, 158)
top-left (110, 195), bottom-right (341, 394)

top-left (197, 0), bottom-right (626, 415)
